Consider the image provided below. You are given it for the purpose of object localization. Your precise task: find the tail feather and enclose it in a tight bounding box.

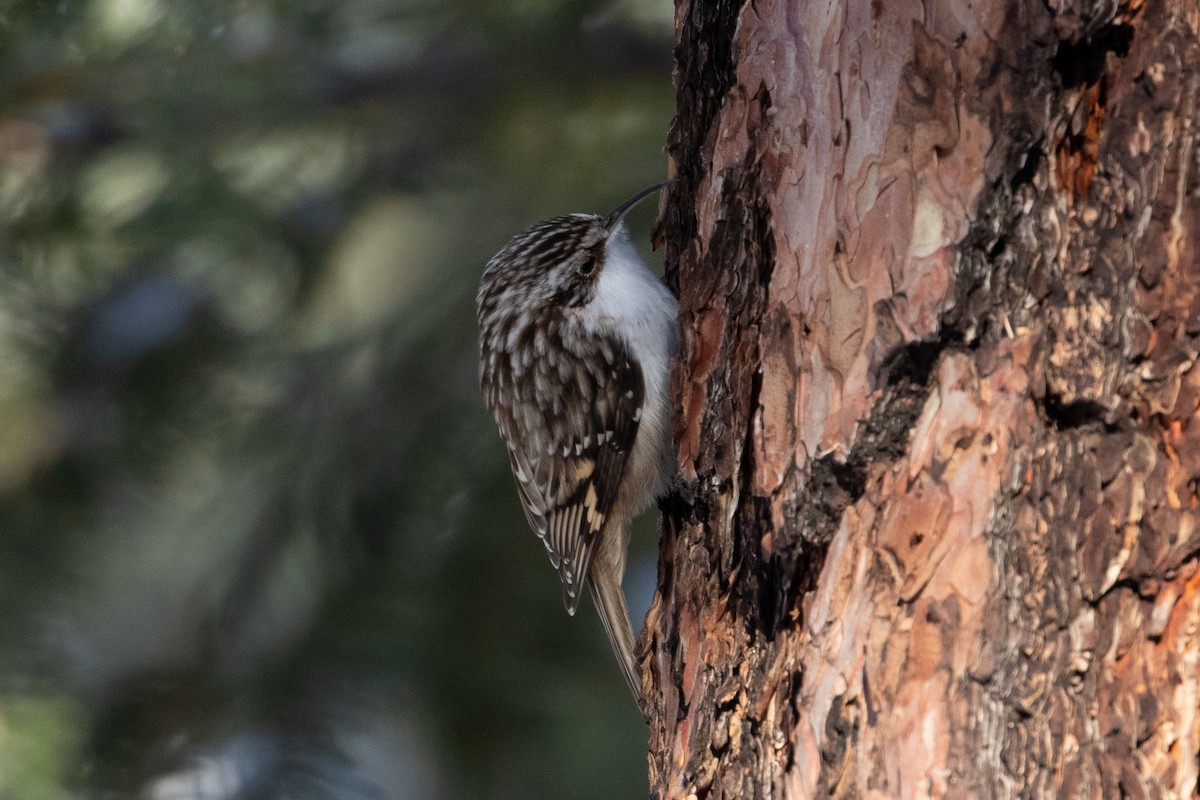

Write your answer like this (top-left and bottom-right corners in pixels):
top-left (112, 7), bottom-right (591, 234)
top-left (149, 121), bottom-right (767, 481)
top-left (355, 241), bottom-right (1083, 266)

top-left (587, 570), bottom-right (644, 710)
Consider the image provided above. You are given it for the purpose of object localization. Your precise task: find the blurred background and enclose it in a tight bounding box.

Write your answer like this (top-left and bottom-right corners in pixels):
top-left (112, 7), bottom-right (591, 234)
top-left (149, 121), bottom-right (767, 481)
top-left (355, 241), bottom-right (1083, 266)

top-left (0, 1), bottom-right (674, 797)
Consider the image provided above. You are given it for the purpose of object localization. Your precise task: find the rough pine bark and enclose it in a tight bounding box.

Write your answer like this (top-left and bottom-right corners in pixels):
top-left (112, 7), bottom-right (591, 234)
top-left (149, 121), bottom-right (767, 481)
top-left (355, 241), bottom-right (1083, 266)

top-left (646, 0), bottom-right (1200, 797)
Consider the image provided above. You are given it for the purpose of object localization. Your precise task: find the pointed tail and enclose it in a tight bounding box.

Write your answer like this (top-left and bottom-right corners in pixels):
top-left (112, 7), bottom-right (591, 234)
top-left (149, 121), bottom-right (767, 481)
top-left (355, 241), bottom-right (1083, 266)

top-left (587, 567), bottom-right (644, 710)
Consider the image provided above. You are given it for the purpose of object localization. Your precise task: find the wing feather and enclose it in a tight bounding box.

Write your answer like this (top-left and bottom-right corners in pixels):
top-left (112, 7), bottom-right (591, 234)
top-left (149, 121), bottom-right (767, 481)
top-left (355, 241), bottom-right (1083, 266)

top-left (501, 334), bottom-right (643, 614)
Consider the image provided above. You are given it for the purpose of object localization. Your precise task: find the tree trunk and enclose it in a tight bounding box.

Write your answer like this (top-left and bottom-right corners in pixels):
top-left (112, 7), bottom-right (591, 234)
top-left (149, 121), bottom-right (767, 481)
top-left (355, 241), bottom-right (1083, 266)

top-left (647, 0), bottom-right (1200, 797)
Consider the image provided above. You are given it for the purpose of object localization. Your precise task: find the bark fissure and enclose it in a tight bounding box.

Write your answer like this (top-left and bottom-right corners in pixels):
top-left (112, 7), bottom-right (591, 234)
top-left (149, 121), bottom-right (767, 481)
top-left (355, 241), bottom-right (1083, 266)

top-left (1052, 21), bottom-right (1135, 90)
top-left (1039, 393), bottom-right (1119, 430)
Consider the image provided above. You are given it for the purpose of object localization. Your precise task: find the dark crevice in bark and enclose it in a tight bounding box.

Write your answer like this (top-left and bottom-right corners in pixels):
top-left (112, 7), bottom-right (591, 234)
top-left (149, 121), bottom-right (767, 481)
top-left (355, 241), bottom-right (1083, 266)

top-left (659, 485), bottom-right (706, 535)
top-left (796, 333), bottom-right (957, 549)
top-left (827, 458), bottom-right (866, 500)
top-left (881, 337), bottom-right (946, 391)
top-left (752, 534), bottom-right (824, 638)
top-left (845, 335), bottom-right (958, 476)
top-left (1010, 141), bottom-right (1045, 189)
top-left (1052, 22), bottom-right (1134, 89)
top-left (795, 458), bottom-right (858, 546)
top-left (1039, 393), bottom-right (1112, 430)
top-left (744, 369), bottom-right (787, 635)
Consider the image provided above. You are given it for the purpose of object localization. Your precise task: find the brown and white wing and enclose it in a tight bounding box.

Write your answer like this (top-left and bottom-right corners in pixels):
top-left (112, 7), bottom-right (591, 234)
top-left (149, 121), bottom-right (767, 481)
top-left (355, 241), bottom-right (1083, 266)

top-left (507, 337), bottom-right (643, 614)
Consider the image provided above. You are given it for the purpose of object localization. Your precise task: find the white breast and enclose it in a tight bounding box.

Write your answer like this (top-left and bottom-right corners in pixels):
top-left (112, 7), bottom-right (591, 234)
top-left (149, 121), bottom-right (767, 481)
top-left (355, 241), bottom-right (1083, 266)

top-left (575, 224), bottom-right (678, 509)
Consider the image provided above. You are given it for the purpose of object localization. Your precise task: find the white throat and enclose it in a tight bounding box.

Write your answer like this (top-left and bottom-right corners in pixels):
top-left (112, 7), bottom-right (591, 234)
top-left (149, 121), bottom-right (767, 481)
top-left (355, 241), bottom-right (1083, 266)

top-left (579, 228), bottom-right (677, 373)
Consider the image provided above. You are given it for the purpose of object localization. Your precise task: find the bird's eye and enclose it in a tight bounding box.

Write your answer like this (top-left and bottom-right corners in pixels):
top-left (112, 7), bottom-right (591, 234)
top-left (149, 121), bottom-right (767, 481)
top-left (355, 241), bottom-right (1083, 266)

top-left (579, 256), bottom-right (596, 275)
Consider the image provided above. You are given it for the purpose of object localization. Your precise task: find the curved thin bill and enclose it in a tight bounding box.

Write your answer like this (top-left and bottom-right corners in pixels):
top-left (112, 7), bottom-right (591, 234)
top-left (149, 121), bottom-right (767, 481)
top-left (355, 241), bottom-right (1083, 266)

top-left (603, 181), bottom-right (672, 231)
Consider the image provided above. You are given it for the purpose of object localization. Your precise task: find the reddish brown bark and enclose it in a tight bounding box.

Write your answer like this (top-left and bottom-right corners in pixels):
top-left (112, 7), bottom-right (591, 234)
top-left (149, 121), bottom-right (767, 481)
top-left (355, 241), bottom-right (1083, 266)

top-left (648, 0), bottom-right (1200, 797)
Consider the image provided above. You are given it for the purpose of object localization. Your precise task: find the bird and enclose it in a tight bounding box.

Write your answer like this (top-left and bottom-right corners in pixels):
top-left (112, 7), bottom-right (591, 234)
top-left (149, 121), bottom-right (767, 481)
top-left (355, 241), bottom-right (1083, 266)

top-left (476, 183), bottom-right (678, 706)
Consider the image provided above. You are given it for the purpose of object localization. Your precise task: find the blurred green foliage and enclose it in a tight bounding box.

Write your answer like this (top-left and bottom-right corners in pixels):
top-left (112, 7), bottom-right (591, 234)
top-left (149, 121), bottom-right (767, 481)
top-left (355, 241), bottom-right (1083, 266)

top-left (0, 1), bottom-right (674, 797)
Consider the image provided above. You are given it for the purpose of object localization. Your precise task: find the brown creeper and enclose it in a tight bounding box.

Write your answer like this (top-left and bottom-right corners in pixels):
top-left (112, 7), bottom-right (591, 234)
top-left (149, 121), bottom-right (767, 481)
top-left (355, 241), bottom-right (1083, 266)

top-left (476, 184), bottom-right (677, 705)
